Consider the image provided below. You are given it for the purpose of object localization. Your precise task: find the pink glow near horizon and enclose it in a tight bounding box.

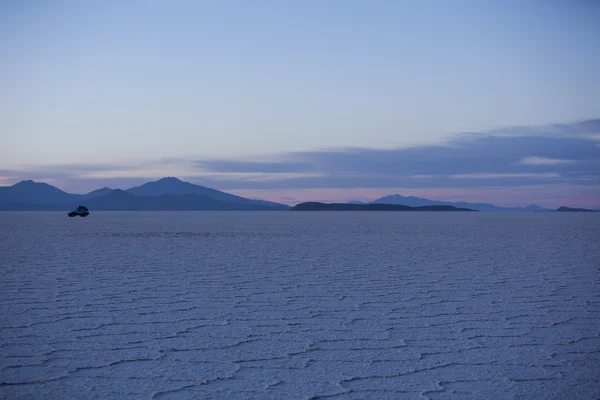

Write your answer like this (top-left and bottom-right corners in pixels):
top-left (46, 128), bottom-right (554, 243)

top-left (229, 185), bottom-right (600, 209)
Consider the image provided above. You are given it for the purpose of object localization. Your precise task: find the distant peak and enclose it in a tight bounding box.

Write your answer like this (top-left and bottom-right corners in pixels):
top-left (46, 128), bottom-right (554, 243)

top-left (159, 177), bottom-right (182, 182)
top-left (14, 180), bottom-right (43, 187)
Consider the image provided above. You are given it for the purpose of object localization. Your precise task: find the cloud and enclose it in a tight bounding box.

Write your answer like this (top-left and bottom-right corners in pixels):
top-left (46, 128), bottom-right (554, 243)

top-left (196, 160), bottom-right (311, 174)
top-left (1, 119), bottom-right (599, 196)
top-left (519, 157), bottom-right (577, 165)
top-left (483, 118), bottom-right (600, 139)
top-left (188, 121), bottom-right (600, 189)
top-left (450, 173), bottom-right (561, 179)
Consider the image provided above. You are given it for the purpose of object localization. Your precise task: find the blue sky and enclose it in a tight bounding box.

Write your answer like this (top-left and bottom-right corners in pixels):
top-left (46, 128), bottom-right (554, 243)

top-left (1, 1), bottom-right (599, 206)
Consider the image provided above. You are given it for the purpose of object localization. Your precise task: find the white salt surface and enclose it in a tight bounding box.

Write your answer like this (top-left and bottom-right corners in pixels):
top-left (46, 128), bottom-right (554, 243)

top-left (1, 211), bottom-right (599, 399)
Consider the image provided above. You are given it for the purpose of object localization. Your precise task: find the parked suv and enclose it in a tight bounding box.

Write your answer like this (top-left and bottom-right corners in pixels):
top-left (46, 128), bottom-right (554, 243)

top-left (68, 206), bottom-right (89, 217)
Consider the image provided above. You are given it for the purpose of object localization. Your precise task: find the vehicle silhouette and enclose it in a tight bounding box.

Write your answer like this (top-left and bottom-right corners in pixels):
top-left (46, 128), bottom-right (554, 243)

top-left (68, 206), bottom-right (89, 217)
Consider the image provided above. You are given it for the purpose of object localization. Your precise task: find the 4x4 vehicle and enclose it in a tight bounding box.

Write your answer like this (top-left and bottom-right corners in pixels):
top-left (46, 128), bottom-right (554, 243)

top-left (68, 206), bottom-right (89, 217)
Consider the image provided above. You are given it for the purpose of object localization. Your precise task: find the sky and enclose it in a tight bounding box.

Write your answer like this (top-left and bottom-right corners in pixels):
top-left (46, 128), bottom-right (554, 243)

top-left (1, 0), bottom-right (599, 207)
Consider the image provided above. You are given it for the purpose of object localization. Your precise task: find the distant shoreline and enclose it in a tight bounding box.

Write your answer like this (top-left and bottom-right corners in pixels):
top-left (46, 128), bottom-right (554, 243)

top-left (290, 202), bottom-right (476, 211)
top-left (3, 178), bottom-right (597, 212)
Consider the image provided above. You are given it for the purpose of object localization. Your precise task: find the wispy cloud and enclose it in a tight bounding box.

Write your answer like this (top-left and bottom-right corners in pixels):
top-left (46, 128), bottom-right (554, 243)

top-left (519, 157), bottom-right (577, 165)
top-left (187, 121), bottom-right (600, 189)
top-left (450, 173), bottom-right (561, 179)
top-left (483, 119), bottom-right (600, 139)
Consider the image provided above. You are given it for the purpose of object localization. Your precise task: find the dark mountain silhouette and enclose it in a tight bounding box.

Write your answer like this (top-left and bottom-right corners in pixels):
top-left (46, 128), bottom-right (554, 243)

top-left (126, 177), bottom-right (288, 209)
top-left (81, 187), bottom-right (114, 200)
top-left (82, 189), bottom-right (286, 211)
top-left (81, 189), bottom-right (145, 210)
top-left (0, 178), bottom-right (289, 211)
top-left (0, 180), bottom-right (79, 205)
top-left (291, 202), bottom-right (475, 211)
top-left (556, 206), bottom-right (596, 212)
top-left (0, 181), bottom-right (114, 205)
top-left (1, 179), bottom-right (592, 212)
top-left (372, 194), bottom-right (546, 212)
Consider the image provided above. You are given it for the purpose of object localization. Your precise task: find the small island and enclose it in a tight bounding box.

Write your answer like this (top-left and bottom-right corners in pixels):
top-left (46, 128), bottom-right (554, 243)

top-left (556, 206), bottom-right (597, 212)
top-left (290, 202), bottom-right (476, 211)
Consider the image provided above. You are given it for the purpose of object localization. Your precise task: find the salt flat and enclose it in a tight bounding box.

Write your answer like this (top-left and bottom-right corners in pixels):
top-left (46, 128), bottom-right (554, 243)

top-left (1, 211), bottom-right (599, 399)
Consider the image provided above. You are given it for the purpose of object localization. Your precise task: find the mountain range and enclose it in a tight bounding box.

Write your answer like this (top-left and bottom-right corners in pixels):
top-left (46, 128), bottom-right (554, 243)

top-left (349, 194), bottom-right (549, 212)
top-left (291, 202), bottom-right (475, 211)
top-left (0, 178), bottom-right (289, 211)
top-left (0, 179), bottom-right (594, 212)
